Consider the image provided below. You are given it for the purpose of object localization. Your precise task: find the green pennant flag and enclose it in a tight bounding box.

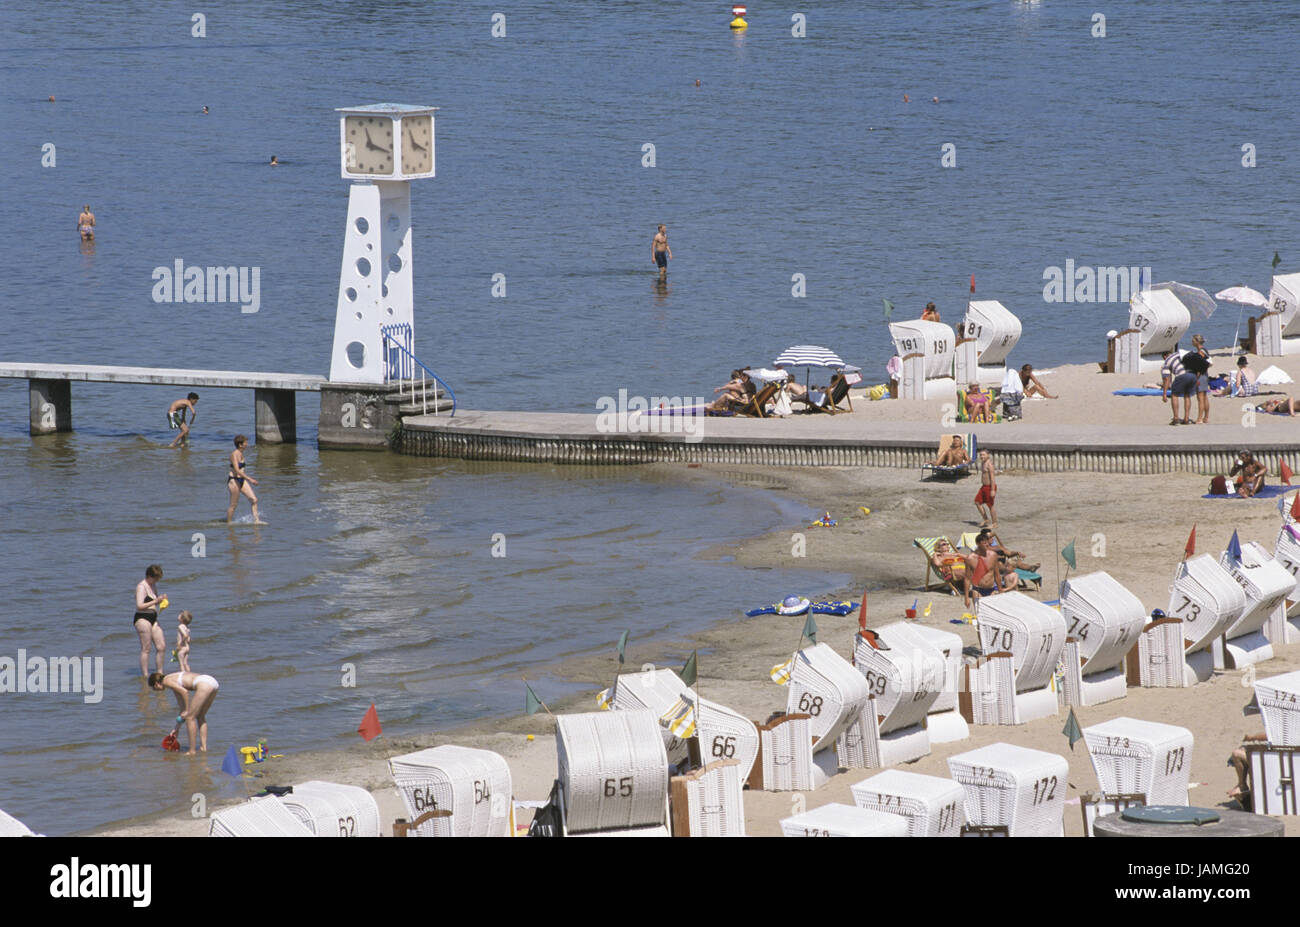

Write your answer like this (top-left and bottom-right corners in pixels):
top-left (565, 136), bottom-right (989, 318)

top-left (801, 614), bottom-right (818, 645)
top-left (680, 650), bottom-right (698, 687)
top-left (1273, 251), bottom-right (1282, 270)
top-left (616, 630), bottom-right (629, 665)
top-left (882, 298), bottom-right (894, 321)
top-left (525, 682), bottom-right (543, 716)
top-left (1063, 707), bottom-right (1083, 751)
top-left (1061, 539), bottom-right (1076, 570)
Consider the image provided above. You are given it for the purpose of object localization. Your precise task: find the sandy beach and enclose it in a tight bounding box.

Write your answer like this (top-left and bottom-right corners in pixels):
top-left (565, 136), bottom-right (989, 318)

top-left (91, 356), bottom-right (1300, 835)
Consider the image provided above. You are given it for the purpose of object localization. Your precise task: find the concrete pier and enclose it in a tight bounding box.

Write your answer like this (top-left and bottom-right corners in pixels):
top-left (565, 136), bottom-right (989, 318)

top-left (29, 378), bottom-right (71, 435)
top-left (254, 388), bottom-right (297, 444)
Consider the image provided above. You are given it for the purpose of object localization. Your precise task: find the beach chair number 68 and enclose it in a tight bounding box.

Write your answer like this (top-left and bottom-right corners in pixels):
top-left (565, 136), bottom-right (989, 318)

top-left (603, 777), bottom-right (633, 798)
top-left (711, 735), bottom-right (737, 759)
top-left (797, 693), bottom-right (824, 716)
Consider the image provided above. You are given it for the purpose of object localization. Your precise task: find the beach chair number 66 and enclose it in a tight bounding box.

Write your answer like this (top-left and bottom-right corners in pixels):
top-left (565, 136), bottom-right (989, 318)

top-left (603, 777), bottom-right (633, 798)
top-left (797, 692), bottom-right (824, 716)
top-left (711, 735), bottom-right (737, 759)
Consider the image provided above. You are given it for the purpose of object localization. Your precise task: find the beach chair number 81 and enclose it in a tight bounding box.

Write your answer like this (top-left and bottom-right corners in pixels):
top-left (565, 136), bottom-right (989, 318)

top-left (797, 693), bottom-right (824, 716)
top-left (603, 777), bottom-right (633, 798)
top-left (711, 735), bottom-right (737, 758)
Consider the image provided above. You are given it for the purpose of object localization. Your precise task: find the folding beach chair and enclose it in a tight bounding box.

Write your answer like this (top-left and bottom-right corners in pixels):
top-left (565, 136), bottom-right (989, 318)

top-left (921, 433), bottom-right (976, 480)
top-left (957, 530), bottom-right (1042, 592)
top-left (914, 536), bottom-right (966, 595)
top-left (956, 387), bottom-right (1001, 424)
top-left (735, 381), bottom-right (781, 418)
top-left (795, 373), bottom-right (853, 414)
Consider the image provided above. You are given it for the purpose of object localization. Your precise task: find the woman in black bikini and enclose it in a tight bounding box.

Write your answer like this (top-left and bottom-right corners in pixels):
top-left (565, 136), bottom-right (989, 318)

top-left (225, 434), bottom-right (260, 523)
top-left (134, 564), bottom-right (167, 677)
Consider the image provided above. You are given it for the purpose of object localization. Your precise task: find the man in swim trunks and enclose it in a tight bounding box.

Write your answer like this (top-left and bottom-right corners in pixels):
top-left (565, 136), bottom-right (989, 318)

top-left (77, 204), bottom-right (95, 241)
top-left (166, 393), bottom-right (199, 448)
top-left (931, 435), bottom-right (969, 468)
top-left (149, 670), bottom-right (219, 755)
top-left (1229, 450), bottom-right (1267, 498)
top-left (964, 529), bottom-right (1010, 608)
top-left (974, 449), bottom-right (997, 528)
top-left (651, 224), bottom-right (672, 279)
top-left (1161, 345), bottom-right (1194, 425)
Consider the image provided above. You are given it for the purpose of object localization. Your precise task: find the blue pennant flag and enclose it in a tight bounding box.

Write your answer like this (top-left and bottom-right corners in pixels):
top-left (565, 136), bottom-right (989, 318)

top-left (1227, 530), bottom-right (1242, 562)
top-left (221, 745), bottom-right (244, 777)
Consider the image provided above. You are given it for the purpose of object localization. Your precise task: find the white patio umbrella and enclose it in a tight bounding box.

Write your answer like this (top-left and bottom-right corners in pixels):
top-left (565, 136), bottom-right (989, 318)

top-left (1150, 281), bottom-right (1217, 319)
top-left (1216, 286), bottom-right (1269, 355)
top-left (773, 345), bottom-right (848, 391)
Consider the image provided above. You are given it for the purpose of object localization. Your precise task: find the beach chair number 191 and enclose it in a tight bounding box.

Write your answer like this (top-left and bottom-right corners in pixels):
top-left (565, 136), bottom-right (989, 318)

top-left (602, 777), bottom-right (633, 798)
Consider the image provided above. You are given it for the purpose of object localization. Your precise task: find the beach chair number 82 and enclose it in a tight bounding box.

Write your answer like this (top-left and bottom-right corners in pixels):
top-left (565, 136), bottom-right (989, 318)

top-left (797, 693), bottom-right (824, 716)
top-left (603, 777), bottom-right (633, 798)
top-left (711, 735), bottom-right (737, 759)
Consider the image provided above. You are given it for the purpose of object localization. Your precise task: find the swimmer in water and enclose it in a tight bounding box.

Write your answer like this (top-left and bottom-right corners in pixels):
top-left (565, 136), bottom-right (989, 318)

top-left (202, 105), bottom-right (209, 114)
top-left (134, 564), bottom-right (167, 677)
top-left (269, 155), bottom-right (278, 166)
top-left (78, 204), bottom-right (95, 241)
top-left (150, 670), bottom-right (219, 755)
top-left (226, 434), bottom-right (260, 523)
top-left (651, 224), bottom-right (671, 279)
top-left (166, 392), bottom-right (199, 448)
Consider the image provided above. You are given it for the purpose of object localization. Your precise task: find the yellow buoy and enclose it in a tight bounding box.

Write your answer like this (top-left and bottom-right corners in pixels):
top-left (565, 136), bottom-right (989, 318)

top-left (730, 16), bottom-right (747, 29)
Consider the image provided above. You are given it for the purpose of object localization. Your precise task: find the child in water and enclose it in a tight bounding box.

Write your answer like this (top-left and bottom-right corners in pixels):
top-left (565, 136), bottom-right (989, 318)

top-left (175, 611), bottom-right (193, 672)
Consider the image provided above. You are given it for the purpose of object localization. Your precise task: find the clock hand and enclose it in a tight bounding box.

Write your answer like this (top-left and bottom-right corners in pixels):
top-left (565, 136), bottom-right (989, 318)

top-left (362, 127), bottom-right (392, 154)
top-left (409, 138), bottom-right (427, 153)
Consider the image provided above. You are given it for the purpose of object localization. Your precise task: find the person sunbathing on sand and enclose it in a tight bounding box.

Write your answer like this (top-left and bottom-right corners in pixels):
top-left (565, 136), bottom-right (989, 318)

top-left (965, 384), bottom-right (991, 423)
top-left (1229, 450), bottom-right (1266, 497)
top-left (706, 369), bottom-right (753, 412)
top-left (1256, 396), bottom-right (1298, 416)
top-left (931, 538), bottom-right (965, 585)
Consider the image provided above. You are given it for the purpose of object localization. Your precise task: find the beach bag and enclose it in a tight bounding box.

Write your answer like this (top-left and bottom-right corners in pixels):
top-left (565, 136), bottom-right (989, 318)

top-left (1001, 393), bottom-right (1023, 420)
top-left (1209, 475), bottom-right (1227, 495)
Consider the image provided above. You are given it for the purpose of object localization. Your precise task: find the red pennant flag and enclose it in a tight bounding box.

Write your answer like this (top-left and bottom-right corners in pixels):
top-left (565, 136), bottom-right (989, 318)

top-left (1184, 524), bottom-right (1195, 560)
top-left (1281, 458), bottom-right (1293, 486)
top-left (1291, 492), bottom-right (1300, 521)
top-left (969, 274), bottom-right (975, 294)
top-left (858, 590), bottom-right (868, 632)
top-left (358, 703), bottom-right (382, 741)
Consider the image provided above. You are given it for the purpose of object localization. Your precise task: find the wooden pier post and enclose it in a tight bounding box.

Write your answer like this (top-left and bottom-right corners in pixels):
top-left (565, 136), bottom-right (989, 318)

top-left (254, 388), bottom-right (297, 444)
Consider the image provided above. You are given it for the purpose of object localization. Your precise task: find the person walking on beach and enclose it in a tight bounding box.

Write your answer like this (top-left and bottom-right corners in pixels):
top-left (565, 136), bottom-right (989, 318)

top-left (1182, 350), bottom-right (1212, 425)
top-left (651, 224), bottom-right (672, 278)
top-left (149, 670), bottom-right (219, 755)
top-left (226, 434), bottom-right (260, 523)
top-left (1160, 345), bottom-right (1194, 425)
top-left (974, 449), bottom-right (997, 528)
top-left (77, 205), bottom-right (95, 241)
top-left (166, 393), bottom-right (199, 448)
top-left (134, 565), bottom-right (168, 677)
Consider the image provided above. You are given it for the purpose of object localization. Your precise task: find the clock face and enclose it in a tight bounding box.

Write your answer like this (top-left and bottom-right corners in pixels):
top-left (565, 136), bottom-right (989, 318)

top-left (401, 115), bottom-right (433, 175)
top-left (343, 115), bottom-right (394, 175)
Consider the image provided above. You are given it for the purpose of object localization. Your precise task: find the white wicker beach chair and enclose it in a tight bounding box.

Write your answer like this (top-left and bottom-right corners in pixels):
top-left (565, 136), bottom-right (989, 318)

top-left (609, 667), bottom-right (760, 782)
top-left (849, 623), bottom-right (942, 765)
top-left (1237, 540), bottom-right (1298, 647)
top-left (1058, 571), bottom-right (1145, 707)
top-left (1168, 554), bottom-right (1246, 681)
top-left (388, 745), bottom-right (514, 837)
top-left (909, 624), bottom-right (970, 743)
top-left (850, 769), bottom-right (966, 837)
top-left (0, 808), bottom-right (38, 837)
top-left (279, 780), bottom-right (382, 837)
top-left (1257, 272), bottom-right (1300, 356)
top-left (1127, 615), bottom-right (1187, 688)
top-left (208, 796), bottom-right (314, 837)
top-left (1270, 522), bottom-right (1300, 642)
top-left (751, 713), bottom-right (822, 792)
top-left (780, 802), bottom-right (910, 837)
top-left (890, 320), bottom-right (957, 400)
top-left (1082, 717), bottom-right (1193, 809)
top-left (1246, 744), bottom-right (1299, 815)
top-left (1254, 670), bottom-right (1300, 746)
top-left (787, 642), bottom-right (872, 761)
top-left (669, 759), bottom-right (745, 837)
top-left (556, 710), bottom-right (669, 836)
top-left (954, 300), bottom-right (1022, 387)
top-left (960, 652), bottom-right (1017, 726)
top-left (948, 743), bottom-right (1068, 837)
top-left (1218, 543), bottom-right (1293, 668)
top-left (972, 591), bottom-right (1064, 723)
top-left (1112, 287), bottom-right (1191, 374)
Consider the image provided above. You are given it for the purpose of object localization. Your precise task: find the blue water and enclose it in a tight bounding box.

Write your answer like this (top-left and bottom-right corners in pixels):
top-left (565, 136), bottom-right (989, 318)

top-left (1, 0), bottom-right (1296, 833)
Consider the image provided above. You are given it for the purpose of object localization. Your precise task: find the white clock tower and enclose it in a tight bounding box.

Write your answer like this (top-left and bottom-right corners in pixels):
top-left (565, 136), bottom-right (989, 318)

top-left (329, 103), bottom-right (438, 384)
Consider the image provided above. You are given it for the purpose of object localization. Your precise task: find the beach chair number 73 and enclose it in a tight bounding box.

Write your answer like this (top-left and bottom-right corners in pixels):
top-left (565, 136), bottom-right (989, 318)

top-left (602, 777), bottom-right (633, 798)
top-left (1173, 596), bottom-right (1201, 622)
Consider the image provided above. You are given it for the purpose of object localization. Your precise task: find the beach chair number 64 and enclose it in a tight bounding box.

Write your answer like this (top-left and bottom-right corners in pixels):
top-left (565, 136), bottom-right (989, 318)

top-left (711, 735), bottom-right (737, 759)
top-left (603, 777), bottom-right (633, 798)
top-left (473, 779), bottom-right (491, 804)
top-left (411, 787), bottom-right (438, 811)
top-left (797, 693), bottom-right (824, 716)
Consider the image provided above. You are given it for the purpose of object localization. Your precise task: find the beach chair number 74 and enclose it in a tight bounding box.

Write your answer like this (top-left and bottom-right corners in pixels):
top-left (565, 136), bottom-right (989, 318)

top-left (711, 735), bottom-right (737, 759)
top-left (603, 777), bottom-right (633, 798)
top-left (797, 693), bottom-right (824, 716)
top-left (1067, 618), bottom-right (1090, 640)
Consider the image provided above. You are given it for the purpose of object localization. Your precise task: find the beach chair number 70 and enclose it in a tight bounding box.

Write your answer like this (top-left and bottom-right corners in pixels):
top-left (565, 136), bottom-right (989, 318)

top-left (602, 777), bottom-right (633, 798)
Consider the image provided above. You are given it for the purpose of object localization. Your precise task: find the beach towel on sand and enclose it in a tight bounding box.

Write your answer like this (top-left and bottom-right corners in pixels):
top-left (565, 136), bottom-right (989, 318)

top-left (1112, 388), bottom-right (1165, 396)
top-left (1203, 484), bottom-right (1289, 500)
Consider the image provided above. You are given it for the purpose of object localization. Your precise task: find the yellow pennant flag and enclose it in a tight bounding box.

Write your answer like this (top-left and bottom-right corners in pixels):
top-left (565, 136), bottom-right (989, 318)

top-left (770, 657), bottom-right (794, 686)
top-left (595, 687), bottom-right (613, 711)
top-left (659, 696), bottom-right (696, 739)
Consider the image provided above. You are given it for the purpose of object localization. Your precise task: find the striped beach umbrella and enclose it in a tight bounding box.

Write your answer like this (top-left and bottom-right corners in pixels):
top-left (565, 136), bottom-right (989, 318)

top-left (773, 345), bottom-right (846, 369)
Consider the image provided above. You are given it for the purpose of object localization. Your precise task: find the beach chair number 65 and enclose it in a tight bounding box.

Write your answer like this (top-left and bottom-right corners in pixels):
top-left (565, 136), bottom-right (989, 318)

top-left (711, 735), bottom-right (737, 759)
top-left (603, 777), bottom-right (633, 798)
top-left (797, 692), bottom-right (824, 716)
